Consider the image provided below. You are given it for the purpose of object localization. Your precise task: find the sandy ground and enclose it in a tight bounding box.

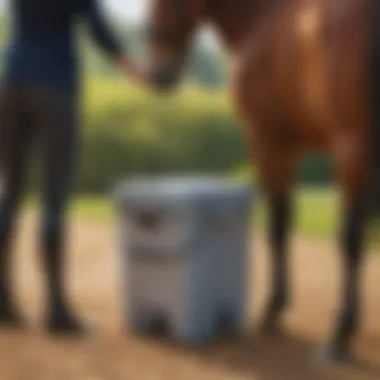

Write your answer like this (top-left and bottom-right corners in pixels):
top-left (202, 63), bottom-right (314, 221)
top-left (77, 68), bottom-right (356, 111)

top-left (0, 215), bottom-right (380, 380)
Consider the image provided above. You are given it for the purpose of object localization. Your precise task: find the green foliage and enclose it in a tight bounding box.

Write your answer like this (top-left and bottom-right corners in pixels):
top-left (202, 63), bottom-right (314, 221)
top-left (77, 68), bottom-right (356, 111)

top-left (297, 153), bottom-right (333, 184)
top-left (228, 155), bottom-right (333, 186)
top-left (75, 78), bottom-right (247, 192)
top-left (187, 42), bottom-right (227, 86)
top-left (75, 78), bottom-right (334, 193)
top-left (0, 15), bottom-right (9, 69)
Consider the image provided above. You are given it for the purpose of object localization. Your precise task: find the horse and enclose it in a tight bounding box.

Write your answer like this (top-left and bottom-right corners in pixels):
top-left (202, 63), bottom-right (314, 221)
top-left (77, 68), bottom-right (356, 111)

top-left (142, 0), bottom-right (376, 363)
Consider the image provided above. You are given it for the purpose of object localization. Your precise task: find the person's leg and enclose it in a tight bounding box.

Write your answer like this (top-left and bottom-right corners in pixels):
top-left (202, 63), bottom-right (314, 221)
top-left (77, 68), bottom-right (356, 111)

top-left (0, 82), bottom-right (35, 328)
top-left (31, 87), bottom-right (84, 334)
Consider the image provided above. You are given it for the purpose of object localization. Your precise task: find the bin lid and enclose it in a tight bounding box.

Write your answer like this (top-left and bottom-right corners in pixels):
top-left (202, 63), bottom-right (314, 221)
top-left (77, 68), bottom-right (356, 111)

top-left (114, 176), bottom-right (254, 206)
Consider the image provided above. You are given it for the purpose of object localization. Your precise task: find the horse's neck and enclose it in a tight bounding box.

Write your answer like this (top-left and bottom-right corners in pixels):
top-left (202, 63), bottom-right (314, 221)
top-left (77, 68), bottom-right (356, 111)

top-left (208, 0), bottom-right (278, 52)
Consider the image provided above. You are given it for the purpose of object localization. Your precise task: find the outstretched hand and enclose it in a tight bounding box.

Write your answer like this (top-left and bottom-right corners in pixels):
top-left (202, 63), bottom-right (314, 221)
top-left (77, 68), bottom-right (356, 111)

top-left (117, 55), bottom-right (150, 88)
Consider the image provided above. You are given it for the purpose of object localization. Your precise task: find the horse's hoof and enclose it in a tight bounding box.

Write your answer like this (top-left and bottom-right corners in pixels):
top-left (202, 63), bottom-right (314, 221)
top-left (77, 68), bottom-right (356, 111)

top-left (259, 319), bottom-right (287, 339)
top-left (48, 319), bottom-right (91, 338)
top-left (314, 343), bottom-right (352, 366)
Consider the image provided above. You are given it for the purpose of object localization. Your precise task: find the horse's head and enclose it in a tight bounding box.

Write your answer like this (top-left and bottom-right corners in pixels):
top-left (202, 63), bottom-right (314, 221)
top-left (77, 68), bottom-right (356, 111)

top-left (146, 0), bottom-right (209, 91)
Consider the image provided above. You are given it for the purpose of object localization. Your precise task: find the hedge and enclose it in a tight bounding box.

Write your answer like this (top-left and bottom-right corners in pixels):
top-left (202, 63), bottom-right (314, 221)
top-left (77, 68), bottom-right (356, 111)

top-left (29, 77), bottom-right (333, 193)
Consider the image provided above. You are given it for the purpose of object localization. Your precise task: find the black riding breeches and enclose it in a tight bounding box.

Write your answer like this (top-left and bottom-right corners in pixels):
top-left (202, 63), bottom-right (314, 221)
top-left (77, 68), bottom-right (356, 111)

top-left (0, 80), bottom-right (78, 296)
top-left (0, 80), bottom-right (78, 223)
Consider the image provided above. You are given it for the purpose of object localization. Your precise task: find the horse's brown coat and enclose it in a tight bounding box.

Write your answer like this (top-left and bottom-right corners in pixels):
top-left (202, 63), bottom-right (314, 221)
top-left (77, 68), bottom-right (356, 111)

top-left (146, 0), bottom-right (373, 360)
top-left (213, 0), bottom-right (369, 202)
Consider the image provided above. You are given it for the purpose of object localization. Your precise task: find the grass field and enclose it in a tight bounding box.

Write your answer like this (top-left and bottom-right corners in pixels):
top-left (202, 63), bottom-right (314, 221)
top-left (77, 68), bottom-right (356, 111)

top-left (27, 186), bottom-right (380, 245)
top-left (26, 186), bottom-right (340, 239)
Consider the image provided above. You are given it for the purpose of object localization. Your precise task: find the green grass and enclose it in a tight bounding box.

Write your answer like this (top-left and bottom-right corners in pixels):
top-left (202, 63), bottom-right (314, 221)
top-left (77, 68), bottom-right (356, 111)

top-left (24, 187), bottom-right (380, 244)
top-left (254, 186), bottom-right (339, 239)
top-left (69, 195), bottom-right (115, 221)
top-left (24, 187), bottom-right (340, 239)
top-left (25, 195), bottom-right (114, 222)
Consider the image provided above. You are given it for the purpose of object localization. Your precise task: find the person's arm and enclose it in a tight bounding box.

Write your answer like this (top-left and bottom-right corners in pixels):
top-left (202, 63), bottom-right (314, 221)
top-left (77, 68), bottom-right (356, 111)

top-left (82, 0), bottom-right (123, 59)
top-left (81, 0), bottom-right (148, 85)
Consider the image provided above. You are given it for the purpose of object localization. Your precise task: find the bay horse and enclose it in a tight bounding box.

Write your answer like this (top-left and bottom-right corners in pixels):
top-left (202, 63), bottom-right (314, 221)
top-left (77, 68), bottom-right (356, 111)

top-left (143, 0), bottom-right (377, 363)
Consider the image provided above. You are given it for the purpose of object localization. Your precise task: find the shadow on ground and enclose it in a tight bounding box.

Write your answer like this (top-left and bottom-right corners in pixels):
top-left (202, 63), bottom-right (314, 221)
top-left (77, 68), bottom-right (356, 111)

top-left (1, 326), bottom-right (380, 380)
top-left (156, 329), bottom-right (380, 380)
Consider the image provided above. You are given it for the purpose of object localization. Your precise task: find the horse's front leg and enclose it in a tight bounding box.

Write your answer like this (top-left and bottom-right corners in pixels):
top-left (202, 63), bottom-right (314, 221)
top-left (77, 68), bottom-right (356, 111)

top-left (321, 134), bottom-right (368, 362)
top-left (252, 135), bottom-right (298, 334)
top-left (261, 191), bottom-right (293, 334)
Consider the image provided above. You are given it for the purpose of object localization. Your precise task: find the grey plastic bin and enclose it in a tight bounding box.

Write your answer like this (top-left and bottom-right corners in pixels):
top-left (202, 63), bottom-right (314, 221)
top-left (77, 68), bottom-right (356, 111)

top-left (114, 177), bottom-right (253, 346)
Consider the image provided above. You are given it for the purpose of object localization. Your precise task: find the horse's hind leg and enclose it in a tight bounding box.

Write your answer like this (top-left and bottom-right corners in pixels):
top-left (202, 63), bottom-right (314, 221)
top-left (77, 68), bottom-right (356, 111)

top-left (253, 138), bottom-right (298, 334)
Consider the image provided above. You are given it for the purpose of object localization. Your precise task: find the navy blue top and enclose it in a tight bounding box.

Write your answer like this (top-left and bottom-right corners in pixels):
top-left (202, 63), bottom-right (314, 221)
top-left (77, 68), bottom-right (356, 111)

top-left (3, 0), bottom-right (123, 93)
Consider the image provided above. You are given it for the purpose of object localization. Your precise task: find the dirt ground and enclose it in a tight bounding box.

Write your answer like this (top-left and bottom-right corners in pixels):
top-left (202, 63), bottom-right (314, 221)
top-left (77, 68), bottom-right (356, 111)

top-left (0, 215), bottom-right (379, 380)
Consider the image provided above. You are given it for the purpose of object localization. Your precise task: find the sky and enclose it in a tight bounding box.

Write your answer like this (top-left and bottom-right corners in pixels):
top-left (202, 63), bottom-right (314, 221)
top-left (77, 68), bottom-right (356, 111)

top-left (0, 0), bottom-right (220, 48)
top-left (106, 0), bottom-right (148, 22)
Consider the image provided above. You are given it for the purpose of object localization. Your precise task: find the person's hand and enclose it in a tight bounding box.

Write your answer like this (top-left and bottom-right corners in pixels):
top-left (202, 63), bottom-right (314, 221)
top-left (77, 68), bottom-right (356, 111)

top-left (117, 55), bottom-right (149, 88)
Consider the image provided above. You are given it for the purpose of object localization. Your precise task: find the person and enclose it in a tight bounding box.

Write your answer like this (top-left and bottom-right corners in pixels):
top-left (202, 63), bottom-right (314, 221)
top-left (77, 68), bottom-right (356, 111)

top-left (0, 0), bottom-right (143, 335)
